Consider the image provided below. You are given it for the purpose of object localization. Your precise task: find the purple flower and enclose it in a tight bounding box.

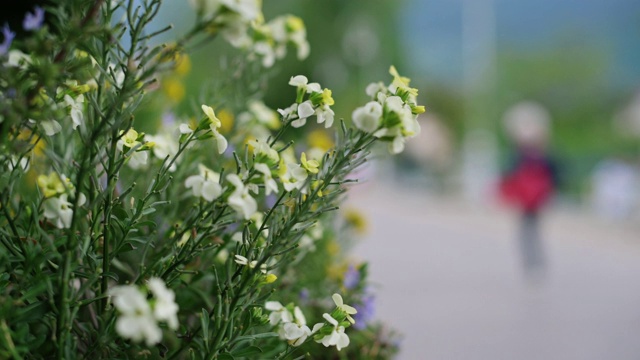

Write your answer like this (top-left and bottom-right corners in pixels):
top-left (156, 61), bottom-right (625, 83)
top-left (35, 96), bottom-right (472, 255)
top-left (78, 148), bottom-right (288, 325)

top-left (223, 143), bottom-right (236, 157)
top-left (264, 193), bottom-right (277, 208)
top-left (298, 288), bottom-right (309, 301)
top-left (162, 112), bottom-right (177, 127)
top-left (343, 264), bottom-right (360, 290)
top-left (23, 6), bottom-right (45, 31)
top-left (0, 24), bottom-right (15, 55)
top-left (353, 294), bottom-right (375, 330)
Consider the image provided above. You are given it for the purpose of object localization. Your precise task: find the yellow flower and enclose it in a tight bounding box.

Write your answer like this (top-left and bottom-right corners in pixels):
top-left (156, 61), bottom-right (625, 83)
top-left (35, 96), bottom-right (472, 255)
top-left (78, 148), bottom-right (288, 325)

top-left (37, 172), bottom-right (65, 198)
top-left (162, 77), bottom-right (185, 103)
top-left (311, 180), bottom-right (324, 197)
top-left (389, 65), bottom-right (419, 98)
top-left (119, 128), bottom-right (139, 149)
top-left (174, 52), bottom-right (191, 76)
top-left (344, 208), bottom-right (368, 235)
top-left (326, 240), bottom-right (340, 257)
top-left (201, 105), bottom-right (222, 128)
top-left (326, 261), bottom-right (346, 281)
top-left (307, 130), bottom-right (333, 152)
top-left (217, 108), bottom-right (234, 135)
top-left (300, 152), bottom-right (319, 174)
top-left (286, 16), bottom-right (305, 32)
top-left (411, 105), bottom-right (426, 114)
top-left (389, 65), bottom-right (411, 87)
top-left (263, 273), bottom-right (278, 284)
top-left (321, 88), bottom-right (334, 106)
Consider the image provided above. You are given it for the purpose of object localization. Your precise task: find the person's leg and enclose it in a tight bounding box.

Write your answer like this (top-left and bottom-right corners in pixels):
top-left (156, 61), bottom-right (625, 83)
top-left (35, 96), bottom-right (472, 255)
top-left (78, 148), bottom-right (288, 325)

top-left (520, 211), bottom-right (545, 277)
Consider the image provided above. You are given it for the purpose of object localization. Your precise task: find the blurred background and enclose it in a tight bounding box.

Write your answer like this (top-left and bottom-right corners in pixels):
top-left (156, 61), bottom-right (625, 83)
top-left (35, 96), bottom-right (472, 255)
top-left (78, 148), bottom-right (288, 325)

top-left (154, 0), bottom-right (640, 358)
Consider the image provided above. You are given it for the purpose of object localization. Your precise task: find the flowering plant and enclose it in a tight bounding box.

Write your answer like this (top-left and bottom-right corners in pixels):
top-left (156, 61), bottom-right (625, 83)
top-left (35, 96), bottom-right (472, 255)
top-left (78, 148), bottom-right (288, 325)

top-left (0, 1), bottom-right (421, 358)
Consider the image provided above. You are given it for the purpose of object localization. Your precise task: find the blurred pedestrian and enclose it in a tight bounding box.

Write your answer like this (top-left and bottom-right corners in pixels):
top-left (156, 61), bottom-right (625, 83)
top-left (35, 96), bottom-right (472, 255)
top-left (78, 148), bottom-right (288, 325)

top-left (499, 102), bottom-right (558, 280)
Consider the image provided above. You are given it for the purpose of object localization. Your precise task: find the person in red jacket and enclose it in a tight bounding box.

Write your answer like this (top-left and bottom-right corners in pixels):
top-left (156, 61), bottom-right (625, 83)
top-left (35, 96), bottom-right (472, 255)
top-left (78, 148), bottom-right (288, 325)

top-left (499, 102), bottom-right (557, 279)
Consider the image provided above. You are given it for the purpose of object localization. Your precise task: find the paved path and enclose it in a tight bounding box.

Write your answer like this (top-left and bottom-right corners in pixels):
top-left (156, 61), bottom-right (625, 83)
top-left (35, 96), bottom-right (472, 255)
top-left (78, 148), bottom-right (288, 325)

top-left (349, 182), bottom-right (640, 360)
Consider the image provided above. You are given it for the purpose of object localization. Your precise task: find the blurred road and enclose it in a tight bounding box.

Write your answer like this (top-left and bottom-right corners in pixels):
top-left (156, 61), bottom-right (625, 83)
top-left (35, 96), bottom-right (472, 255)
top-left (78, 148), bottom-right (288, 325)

top-left (349, 181), bottom-right (640, 360)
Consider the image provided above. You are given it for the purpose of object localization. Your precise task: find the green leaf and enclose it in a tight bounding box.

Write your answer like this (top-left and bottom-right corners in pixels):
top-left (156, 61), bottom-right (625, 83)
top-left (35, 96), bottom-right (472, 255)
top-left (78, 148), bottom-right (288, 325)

top-left (141, 207), bottom-right (157, 215)
top-left (217, 353), bottom-right (235, 360)
top-left (102, 271), bottom-right (119, 282)
top-left (201, 308), bottom-right (210, 352)
top-left (233, 332), bottom-right (278, 342)
top-left (231, 346), bottom-right (262, 358)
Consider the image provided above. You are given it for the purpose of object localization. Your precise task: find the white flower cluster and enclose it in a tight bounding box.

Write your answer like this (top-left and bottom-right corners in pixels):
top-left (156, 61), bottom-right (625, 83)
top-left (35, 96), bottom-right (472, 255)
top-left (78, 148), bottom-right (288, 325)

top-left (185, 164), bottom-right (222, 202)
top-left (250, 15), bottom-right (309, 68)
top-left (117, 128), bottom-right (153, 170)
top-left (279, 75), bottom-right (335, 129)
top-left (37, 172), bottom-right (86, 229)
top-left (265, 294), bottom-right (357, 351)
top-left (352, 66), bottom-right (426, 154)
top-left (265, 301), bottom-right (313, 347)
top-left (108, 278), bottom-right (179, 346)
top-left (26, 79), bottom-right (92, 137)
top-left (188, 1), bottom-right (308, 68)
top-left (236, 100), bottom-right (280, 141)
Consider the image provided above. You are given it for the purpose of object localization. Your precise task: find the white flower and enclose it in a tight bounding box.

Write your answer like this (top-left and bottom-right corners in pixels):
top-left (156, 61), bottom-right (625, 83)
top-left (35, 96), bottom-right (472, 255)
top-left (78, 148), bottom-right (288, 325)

top-left (226, 173), bottom-right (257, 219)
top-left (373, 127), bottom-right (407, 154)
top-left (212, 130), bottom-right (228, 154)
top-left (231, 232), bottom-right (244, 243)
top-left (316, 313), bottom-right (350, 351)
top-left (278, 103), bottom-right (298, 121)
top-left (219, 0), bottom-right (261, 21)
top-left (249, 139), bottom-right (279, 164)
top-left (384, 95), bottom-right (405, 113)
top-left (265, 301), bottom-right (293, 326)
top-left (253, 41), bottom-right (276, 68)
top-left (288, 75), bottom-right (320, 93)
top-left (390, 135), bottom-right (405, 154)
top-left (254, 163), bottom-right (278, 196)
top-left (179, 123), bottom-right (194, 134)
top-left (43, 193), bottom-right (86, 229)
top-left (293, 36), bottom-right (309, 60)
top-left (315, 105), bottom-right (334, 128)
top-left (291, 101), bottom-right (314, 128)
top-left (185, 164), bottom-right (222, 202)
top-left (109, 285), bottom-right (162, 346)
top-left (279, 162), bottom-right (308, 192)
top-left (64, 94), bottom-right (84, 129)
top-left (147, 277), bottom-right (179, 330)
top-left (107, 63), bottom-right (125, 88)
top-left (127, 150), bottom-right (149, 170)
top-left (365, 81), bottom-right (386, 98)
top-left (247, 100), bottom-right (280, 129)
top-left (332, 293), bottom-right (357, 324)
top-left (6, 50), bottom-right (32, 69)
top-left (40, 119), bottom-right (62, 136)
top-left (234, 255), bottom-right (267, 273)
top-left (201, 105), bottom-right (228, 154)
top-left (146, 133), bottom-right (180, 171)
top-left (282, 318), bottom-right (311, 347)
top-left (352, 101), bottom-right (382, 133)
top-left (288, 75), bottom-right (308, 88)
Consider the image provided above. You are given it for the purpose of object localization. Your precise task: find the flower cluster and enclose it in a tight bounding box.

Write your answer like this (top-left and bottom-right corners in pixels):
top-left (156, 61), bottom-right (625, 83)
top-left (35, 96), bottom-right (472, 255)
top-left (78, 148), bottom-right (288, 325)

top-left (280, 75), bottom-right (335, 128)
top-left (108, 278), bottom-right (179, 346)
top-left (37, 172), bottom-right (86, 229)
top-left (117, 128), bottom-right (154, 170)
top-left (249, 15), bottom-right (309, 68)
top-left (352, 66), bottom-right (426, 154)
top-left (0, 1), bottom-right (416, 357)
top-left (189, 1), bottom-right (308, 68)
top-left (266, 293), bottom-right (357, 351)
